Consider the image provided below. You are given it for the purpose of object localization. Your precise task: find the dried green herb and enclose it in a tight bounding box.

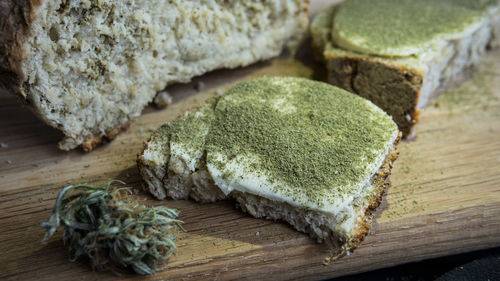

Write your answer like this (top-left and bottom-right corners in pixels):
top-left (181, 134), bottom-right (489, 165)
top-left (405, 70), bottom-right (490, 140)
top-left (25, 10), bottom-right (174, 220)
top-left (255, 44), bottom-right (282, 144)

top-left (41, 180), bottom-right (183, 275)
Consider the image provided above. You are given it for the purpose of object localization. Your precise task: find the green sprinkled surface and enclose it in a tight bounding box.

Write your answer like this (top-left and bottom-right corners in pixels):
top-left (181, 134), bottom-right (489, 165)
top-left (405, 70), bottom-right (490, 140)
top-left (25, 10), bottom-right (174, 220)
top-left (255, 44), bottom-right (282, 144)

top-left (168, 99), bottom-right (217, 167)
top-left (203, 77), bottom-right (397, 208)
top-left (156, 77), bottom-right (398, 210)
top-left (332, 0), bottom-right (495, 56)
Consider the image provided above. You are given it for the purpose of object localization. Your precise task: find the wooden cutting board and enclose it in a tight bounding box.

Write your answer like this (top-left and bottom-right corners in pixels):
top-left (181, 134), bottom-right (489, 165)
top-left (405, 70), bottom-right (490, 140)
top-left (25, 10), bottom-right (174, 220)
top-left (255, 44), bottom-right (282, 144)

top-left (1, 1), bottom-right (500, 280)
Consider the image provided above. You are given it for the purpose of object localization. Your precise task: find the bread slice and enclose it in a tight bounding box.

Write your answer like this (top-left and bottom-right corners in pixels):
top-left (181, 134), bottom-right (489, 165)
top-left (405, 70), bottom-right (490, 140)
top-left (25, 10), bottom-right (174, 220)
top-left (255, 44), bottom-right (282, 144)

top-left (0, 0), bottom-right (309, 151)
top-left (138, 77), bottom-right (400, 257)
top-left (311, 0), bottom-right (500, 137)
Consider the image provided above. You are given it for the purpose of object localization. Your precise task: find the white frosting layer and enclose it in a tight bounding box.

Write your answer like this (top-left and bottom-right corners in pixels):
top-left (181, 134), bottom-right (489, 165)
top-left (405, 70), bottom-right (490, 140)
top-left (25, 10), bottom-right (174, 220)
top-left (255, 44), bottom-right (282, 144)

top-left (205, 129), bottom-right (397, 215)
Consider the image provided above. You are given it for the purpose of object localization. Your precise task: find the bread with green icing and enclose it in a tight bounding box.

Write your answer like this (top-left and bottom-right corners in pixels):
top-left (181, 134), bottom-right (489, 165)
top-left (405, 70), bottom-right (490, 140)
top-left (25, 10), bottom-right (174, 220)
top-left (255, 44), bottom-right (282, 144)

top-left (138, 77), bottom-right (400, 258)
top-left (311, 0), bottom-right (500, 137)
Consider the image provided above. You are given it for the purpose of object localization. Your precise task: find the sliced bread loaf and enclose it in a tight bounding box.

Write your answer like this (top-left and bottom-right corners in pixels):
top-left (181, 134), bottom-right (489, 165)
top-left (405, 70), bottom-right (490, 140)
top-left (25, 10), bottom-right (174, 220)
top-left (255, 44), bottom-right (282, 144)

top-left (138, 77), bottom-right (400, 258)
top-left (0, 0), bottom-right (309, 151)
top-left (311, 0), bottom-right (500, 137)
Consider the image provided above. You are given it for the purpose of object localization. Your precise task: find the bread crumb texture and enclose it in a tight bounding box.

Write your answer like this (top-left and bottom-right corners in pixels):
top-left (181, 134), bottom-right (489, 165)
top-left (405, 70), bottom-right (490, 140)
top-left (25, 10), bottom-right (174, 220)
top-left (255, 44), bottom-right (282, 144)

top-left (13, 0), bottom-right (308, 150)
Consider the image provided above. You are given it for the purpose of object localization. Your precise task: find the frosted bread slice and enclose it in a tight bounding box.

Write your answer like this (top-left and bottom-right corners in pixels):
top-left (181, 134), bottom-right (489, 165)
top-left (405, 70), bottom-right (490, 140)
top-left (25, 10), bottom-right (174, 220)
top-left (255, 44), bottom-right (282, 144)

top-left (311, 0), bottom-right (500, 137)
top-left (138, 77), bottom-right (399, 256)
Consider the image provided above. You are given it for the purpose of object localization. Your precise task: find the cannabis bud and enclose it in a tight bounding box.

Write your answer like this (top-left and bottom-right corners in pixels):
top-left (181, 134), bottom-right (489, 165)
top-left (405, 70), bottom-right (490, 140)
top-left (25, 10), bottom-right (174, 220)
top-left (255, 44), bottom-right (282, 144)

top-left (41, 180), bottom-right (183, 275)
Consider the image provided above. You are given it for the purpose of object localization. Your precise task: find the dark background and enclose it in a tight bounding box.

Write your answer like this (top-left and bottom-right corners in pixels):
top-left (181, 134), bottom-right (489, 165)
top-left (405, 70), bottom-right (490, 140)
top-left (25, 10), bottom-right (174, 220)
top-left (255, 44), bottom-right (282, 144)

top-left (329, 247), bottom-right (500, 281)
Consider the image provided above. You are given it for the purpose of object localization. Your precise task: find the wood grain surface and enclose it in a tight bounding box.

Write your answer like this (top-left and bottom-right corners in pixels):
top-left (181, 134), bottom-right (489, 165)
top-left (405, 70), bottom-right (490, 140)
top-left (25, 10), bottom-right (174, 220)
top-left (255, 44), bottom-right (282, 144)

top-left (1, 1), bottom-right (500, 280)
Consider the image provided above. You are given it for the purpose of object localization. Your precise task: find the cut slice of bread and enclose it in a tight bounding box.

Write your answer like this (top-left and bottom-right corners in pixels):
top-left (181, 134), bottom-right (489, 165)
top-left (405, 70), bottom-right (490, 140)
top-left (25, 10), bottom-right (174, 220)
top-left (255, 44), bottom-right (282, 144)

top-left (138, 77), bottom-right (400, 257)
top-left (311, 1), bottom-right (500, 137)
top-left (0, 0), bottom-right (309, 151)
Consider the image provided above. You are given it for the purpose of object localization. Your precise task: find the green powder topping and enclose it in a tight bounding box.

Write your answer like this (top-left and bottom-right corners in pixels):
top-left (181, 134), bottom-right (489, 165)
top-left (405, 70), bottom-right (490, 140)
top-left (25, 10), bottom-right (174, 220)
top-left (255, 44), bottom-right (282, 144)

top-left (158, 77), bottom-right (398, 209)
top-left (203, 77), bottom-right (397, 207)
top-left (169, 100), bottom-right (217, 149)
top-left (165, 99), bottom-right (218, 170)
top-left (332, 0), bottom-right (495, 57)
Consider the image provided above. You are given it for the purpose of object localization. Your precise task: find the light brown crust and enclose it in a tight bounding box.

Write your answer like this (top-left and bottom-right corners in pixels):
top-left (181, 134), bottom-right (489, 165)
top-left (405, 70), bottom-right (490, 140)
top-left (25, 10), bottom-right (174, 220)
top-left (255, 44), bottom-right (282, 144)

top-left (324, 133), bottom-right (401, 264)
top-left (349, 136), bottom-right (400, 245)
top-left (77, 123), bottom-right (131, 152)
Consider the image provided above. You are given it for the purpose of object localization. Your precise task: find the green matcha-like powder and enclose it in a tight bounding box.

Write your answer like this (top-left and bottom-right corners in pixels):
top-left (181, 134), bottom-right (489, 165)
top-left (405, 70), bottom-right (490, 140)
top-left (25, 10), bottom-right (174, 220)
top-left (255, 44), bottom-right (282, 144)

top-left (332, 0), bottom-right (495, 56)
top-left (205, 77), bottom-right (397, 207)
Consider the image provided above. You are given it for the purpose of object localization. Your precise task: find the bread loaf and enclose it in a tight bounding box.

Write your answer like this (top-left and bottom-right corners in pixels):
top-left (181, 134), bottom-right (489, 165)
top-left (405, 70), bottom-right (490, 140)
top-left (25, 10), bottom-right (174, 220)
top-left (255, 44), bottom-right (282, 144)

top-left (0, 0), bottom-right (309, 151)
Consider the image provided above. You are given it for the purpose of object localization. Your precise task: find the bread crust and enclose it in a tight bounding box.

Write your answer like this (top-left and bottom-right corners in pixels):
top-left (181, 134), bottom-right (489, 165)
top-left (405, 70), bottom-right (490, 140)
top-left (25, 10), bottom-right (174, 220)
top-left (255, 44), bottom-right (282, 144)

top-left (348, 136), bottom-right (400, 248)
top-left (324, 133), bottom-right (400, 264)
top-left (0, 0), bottom-right (40, 97)
top-left (76, 123), bottom-right (130, 152)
